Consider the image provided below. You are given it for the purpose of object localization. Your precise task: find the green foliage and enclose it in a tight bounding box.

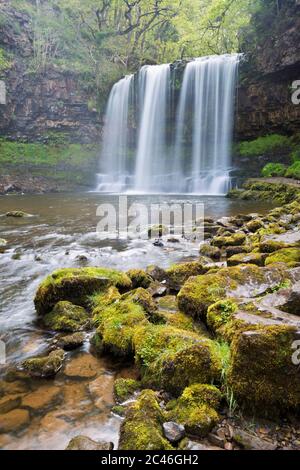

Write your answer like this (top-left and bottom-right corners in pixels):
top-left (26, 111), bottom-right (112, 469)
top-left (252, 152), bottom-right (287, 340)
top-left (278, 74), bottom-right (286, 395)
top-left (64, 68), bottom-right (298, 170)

top-left (239, 134), bottom-right (291, 157)
top-left (286, 161), bottom-right (300, 180)
top-left (0, 48), bottom-right (11, 72)
top-left (291, 148), bottom-right (300, 162)
top-left (261, 163), bottom-right (286, 177)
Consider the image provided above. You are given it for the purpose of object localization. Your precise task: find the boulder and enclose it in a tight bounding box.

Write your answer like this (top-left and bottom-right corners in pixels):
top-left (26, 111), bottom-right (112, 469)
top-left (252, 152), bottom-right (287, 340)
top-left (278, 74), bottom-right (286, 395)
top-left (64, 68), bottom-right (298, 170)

top-left (163, 422), bottom-right (185, 443)
top-left (43, 301), bottom-right (91, 332)
top-left (57, 332), bottom-right (85, 350)
top-left (166, 261), bottom-right (208, 291)
top-left (227, 253), bottom-right (266, 267)
top-left (199, 244), bottom-right (221, 261)
top-left (126, 269), bottom-right (152, 289)
top-left (211, 233), bottom-right (246, 248)
top-left (66, 435), bottom-right (114, 450)
top-left (233, 428), bottom-right (277, 450)
top-left (265, 248), bottom-right (300, 268)
top-left (22, 349), bottom-right (64, 378)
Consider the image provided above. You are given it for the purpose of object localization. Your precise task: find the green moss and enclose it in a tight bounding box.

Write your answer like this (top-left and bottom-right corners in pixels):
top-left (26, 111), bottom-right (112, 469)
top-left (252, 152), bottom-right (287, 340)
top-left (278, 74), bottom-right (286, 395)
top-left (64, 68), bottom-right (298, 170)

top-left (227, 252), bottom-right (266, 267)
top-left (126, 269), bottom-right (152, 289)
top-left (114, 378), bottom-right (140, 403)
top-left (119, 390), bottom-right (173, 450)
top-left (133, 325), bottom-right (221, 395)
top-left (246, 219), bottom-right (264, 233)
top-left (43, 301), bottom-right (91, 332)
top-left (22, 349), bottom-right (64, 378)
top-left (229, 180), bottom-right (300, 204)
top-left (207, 300), bottom-right (238, 333)
top-left (121, 288), bottom-right (162, 323)
top-left (228, 325), bottom-right (300, 415)
top-left (111, 405), bottom-right (126, 417)
top-left (238, 134), bottom-right (291, 157)
top-left (199, 244), bottom-right (221, 260)
top-left (285, 161), bottom-right (300, 180)
top-left (92, 301), bottom-right (148, 357)
top-left (265, 248), bottom-right (300, 267)
top-left (90, 286), bottom-right (121, 320)
top-left (34, 267), bottom-right (132, 315)
top-left (166, 261), bottom-right (208, 290)
top-left (261, 163), bottom-right (286, 177)
top-left (259, 240), bottom-right (290, 253)
top-left (167, 384), bottom-right (221, 438)
top-left (212, 233), bottom-right (246, 248)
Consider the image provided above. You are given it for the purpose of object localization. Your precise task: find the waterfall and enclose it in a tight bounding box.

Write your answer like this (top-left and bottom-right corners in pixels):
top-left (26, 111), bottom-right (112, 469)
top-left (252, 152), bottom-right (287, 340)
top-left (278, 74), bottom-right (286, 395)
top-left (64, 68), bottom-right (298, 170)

top-left (97, 74), bottom-right (134, 192)
top-left (173, 54), bottom-right (239, 195)
top-left (134, 64), bottom-right (170, 192)
top-left (96, 54), bottom-right (239, 194)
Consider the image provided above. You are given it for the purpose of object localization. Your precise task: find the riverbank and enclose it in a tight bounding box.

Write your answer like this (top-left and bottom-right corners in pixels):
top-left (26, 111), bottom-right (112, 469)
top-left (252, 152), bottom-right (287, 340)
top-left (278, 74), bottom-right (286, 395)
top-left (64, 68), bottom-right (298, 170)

top-left (0, 192), bottom-right (299, 450)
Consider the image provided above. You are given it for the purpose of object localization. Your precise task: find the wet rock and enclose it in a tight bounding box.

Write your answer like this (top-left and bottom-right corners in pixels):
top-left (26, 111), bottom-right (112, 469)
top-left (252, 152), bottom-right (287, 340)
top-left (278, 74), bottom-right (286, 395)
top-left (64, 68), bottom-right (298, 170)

top-left (6, 211), bottom-right (29, 218)
top-left (114, 378), bottom-right (140, 403)
top-left (265, 248), bottom-right (300, 268)
top-left (163, 422), bottom-right (185, 443)
top-left (147, 281), bottom-right (168, 297)
top-left (88, 374), bottom-right (115, 409)
top-left (146, 265), bottom-right (168, 282)
top-left (57, 332), bottom-right (85, 350)
top-left (153, 239), bottom-right (164, 247)
top-left (233, 428), bottom-right (277, 450)
top-left (43, 301), bottom-right (91, 332)
top-left (22, 349), bottom-right (65, 378)
top-left (111, 405), bottom-right (126, 417)
top-left (0, 395), bottom-right (22, 414)
top-left (66, 435), bottom-right (114, 450)
top-left (226, 245), bottom-right (251, 258)
top-left (119, 390), bottom-right (173, 450)
top-left (217, 217), bottom-right (235, 228)
top-left (246, 219), bottom-right (264, 233)
top-left (0, 239), bottom-right (7, 247)
top-left (64, 353), bottom-right (99, 379)
top-left (167, 237), bottom-right (180, 243)
top-left (22, 385), bottom-right (61, 410)
top-left (126, 269), bottom-right (152, 289)
top-left (212, 233), bottom-right (246, 248)
top-left (227, 252), bottom-right (266, 267)
top-left (34, 267), bottom-right (132, 315)
top-left (199, 244), bottom-right (221, 261)
top-left (0, 409), bottom-right (30, 433)
top-left (166, 261), bottom-right (208, 291)
top-left (281, 283), bottom-right (300, 315)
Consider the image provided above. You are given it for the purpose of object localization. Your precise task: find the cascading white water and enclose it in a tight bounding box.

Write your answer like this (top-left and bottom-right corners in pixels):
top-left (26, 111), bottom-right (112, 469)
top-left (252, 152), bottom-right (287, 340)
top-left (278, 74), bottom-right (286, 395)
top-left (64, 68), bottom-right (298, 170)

top-left (134, 64), bottom-right (170, 192)
top-left (173, 54), bottom-right (239, 195)
top-left (96, 54), bottom-right (239, 194)
top-left (97, 74), bottom-right (134, 192)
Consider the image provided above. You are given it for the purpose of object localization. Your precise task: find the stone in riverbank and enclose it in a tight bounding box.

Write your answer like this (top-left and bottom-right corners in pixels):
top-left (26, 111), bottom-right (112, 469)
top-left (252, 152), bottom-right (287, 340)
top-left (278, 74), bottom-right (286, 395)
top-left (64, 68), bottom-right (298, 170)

top-left (133, 325), bottom-right (221, 395)
top-left (119, 390), bottom-right (173, 450)
top-left (166, 261), bottom-right (208, 291)
top-left (66, 435), bottom-right (114, 450)
top-left (22, 349), bottom-right (65, 378)
top-left (114, 378), bottom-right (140, 403)
top-left (43, 301), bottom-right (91, 332)
top-left (34, 267), bottom-right (132, 315)
top-left (57, 332), bottom-right (85, 350)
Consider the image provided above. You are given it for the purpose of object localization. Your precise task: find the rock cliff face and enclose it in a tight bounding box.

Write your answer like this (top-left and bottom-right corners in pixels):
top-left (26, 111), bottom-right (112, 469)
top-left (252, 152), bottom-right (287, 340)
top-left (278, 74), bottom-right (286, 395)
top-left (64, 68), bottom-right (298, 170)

top-left (236, 0), bottom-right (300, 140)
top-left (0, 7), bottom-right (101, 144)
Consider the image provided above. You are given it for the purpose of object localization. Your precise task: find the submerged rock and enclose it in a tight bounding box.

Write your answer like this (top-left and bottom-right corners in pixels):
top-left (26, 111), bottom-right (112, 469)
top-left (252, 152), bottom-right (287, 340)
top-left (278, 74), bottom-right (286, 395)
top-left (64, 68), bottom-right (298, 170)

top-left (43, 301), bottom-right (91, 332)
top-left (22, 349), bottom-right (65, 378)
top-left (66, 435), bottom-right (114, 450)
top-left (119, 390), bottom-right (173, 450)
top-left (22, 385), bottom-right (61, 410)
top-left (64, 353), bottom-right (99, 379)
top-left (34, 267), bottom-right (132, 315)
top-left (0, 409), bottom-right (30, 433)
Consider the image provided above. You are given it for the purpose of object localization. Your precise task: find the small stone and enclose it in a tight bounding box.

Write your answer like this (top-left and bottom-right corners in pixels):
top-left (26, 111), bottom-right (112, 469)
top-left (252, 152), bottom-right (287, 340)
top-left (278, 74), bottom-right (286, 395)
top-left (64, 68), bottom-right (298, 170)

top-left (224, 442), bottom-right (233, 450)
top-left (0, 409), bottom-right (30, 433)
top-left (163, 422), bottom-right (185, 443)
top-left (66, 435), bottom-right (114, 450)
top-left (58, 332), bottom-right (85, 350)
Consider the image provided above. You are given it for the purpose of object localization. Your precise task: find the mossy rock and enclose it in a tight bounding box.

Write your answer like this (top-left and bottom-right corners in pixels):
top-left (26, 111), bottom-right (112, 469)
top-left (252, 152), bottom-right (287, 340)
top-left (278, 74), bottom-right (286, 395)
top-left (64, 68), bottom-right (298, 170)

top-left (166, 261), bottom-right (208, 291)
top-left (265, 248), bottom-right (300, 268)
top-left (199, 244), bottom-right (221, 261)
top-left (246, 219), bottom-right (264, 233)
top-left (133, 325), bottom-right (221, 395)
top-left (126, 269), bottom-right (152, 289)
top-left (211, 233), bottom-right (246, 248)
top-left (226, 245), bottom-right (251, 258)
top-left (34, 267), bottom-right (132, 315)
top-left (43, 301), bottom-right (91, 332)
top-left (207, 300), bottom-right (238, 335)
top-left (177, 264), bottom-right (289, 320)
top-left (114, 378), bottom-right (140, 403)
top-left (91, 301), bottom-right (148, 357)
top-left (167, 384), bottom-right (221, 438)
top-left (227, 253), bottom-right (266, 267)
top-left (121, 288), bottom-right (162, 323)
top-left (228, 326), bottom-right (300, 415)
top-left (146, 265), bottom-right (168, 282)
top-left (22, 349), bottom-right (65, 378)
top-left (119, 390), bottom-right (173, 450)
top-left (6, 211), bottom-right (29, 218)
top-left (89, 286), bottom-right (121, 314)
top-left (259, 240), bottom-right (291, 253)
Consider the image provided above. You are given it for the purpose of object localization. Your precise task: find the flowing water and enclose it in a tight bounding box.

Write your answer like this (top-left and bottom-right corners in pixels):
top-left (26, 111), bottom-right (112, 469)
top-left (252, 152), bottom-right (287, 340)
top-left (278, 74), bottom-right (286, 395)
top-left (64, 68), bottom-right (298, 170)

top-left (96, 54), bottom-right (239, 194)
top-left (0, 193), bottom-right (275, 449)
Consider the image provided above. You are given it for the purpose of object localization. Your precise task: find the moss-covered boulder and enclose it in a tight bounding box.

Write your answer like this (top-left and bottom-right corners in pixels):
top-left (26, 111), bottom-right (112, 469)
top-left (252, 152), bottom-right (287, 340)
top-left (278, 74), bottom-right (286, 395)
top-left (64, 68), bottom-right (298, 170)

top-left (166, 261), bottom-right (208, 291)
top-left (43, 301), bottom-right (91, 332)
top-left (246, 219), bottom-right (264, 233)
top-left (207, 300), bottom-right (238, 338)
top-left (178, 264), bottom-right (288, 320)
top-left (34, 267), bottom-right (132, 315)
top-left (258, 240), bottom-right (290, 253)
top-left (211, 233), bottom-right (246, 248)
top-left (121, 288), bottom-right (162, 323)
top-left (227, 253), bottom-right (266, 267)
top-left (166, 384), bottom-right (221, 438)
top-left (133, 325), bottom-right (221, 395)
top-left (22, 349), bottom-right (65, 378)
top-left (119, 390), bottom-right (173, 450)
top-left (114, 378), bottom-right (140, 403)
top-left (228, 325), bottom-right (300, 415)
top-left (91, 301), bottom-right (148, 357)
top-left (199, 244), bottom-right (221, 261)
top-left (57, 332), bottom-right (85, 350)
top-left (265, 248), bottom-right (300, 268)
top-left (89, 286), bottom-right (121, 313)
top-left (126, 269), bottom-right (153, 289)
